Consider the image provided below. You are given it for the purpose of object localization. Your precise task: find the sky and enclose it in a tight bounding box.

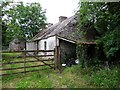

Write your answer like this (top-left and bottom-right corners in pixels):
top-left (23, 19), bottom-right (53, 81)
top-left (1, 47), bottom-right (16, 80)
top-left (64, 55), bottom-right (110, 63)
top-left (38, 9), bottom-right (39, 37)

top-left (13, 0), bottom-right (79, 24)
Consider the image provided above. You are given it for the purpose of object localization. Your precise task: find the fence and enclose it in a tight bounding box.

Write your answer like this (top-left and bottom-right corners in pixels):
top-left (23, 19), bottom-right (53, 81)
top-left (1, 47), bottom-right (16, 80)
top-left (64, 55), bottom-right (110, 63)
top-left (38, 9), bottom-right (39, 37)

top-left (1, 46), bottom-right (60, 76)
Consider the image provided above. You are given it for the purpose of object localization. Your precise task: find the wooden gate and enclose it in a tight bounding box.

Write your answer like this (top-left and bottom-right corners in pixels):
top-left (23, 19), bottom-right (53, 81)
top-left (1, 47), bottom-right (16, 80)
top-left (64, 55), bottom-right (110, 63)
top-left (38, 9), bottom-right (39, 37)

top-left (1, 46), bottom-right (60, 76)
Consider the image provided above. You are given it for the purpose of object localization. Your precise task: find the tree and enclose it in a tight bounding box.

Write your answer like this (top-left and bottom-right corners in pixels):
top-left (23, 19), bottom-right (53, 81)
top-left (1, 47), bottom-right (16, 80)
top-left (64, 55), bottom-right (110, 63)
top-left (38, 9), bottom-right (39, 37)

top-left (1, 1), bottom-right (10, 47)
top-left (2, 1), bottom-right (47, 47)
top-left (78, 2), bottom-right (120, 65)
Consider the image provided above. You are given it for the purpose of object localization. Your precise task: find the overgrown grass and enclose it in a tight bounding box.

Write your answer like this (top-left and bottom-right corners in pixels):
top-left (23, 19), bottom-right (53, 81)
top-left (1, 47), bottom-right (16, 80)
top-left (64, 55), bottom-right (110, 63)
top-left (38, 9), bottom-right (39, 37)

top-left (2, 52), bottom-right (54, 74)
top-left (67, 65), bottom-right (120, 88)
top-left (2, 67), bottom-right (93, 88)
top-left (2, 53), bottom-right (22, 63)
top-left (89, 68), bottom-right (120, 88)
top-left (2, 53), bottom-right (21, 58)
top-left (2, 53), bottom-right (120, 88)
top-left (2, 70), bottom-right (54, 88)
top-left (2, 64), bottom-right (119, 88)
top-left (2, 53), bottom-right (91, 88)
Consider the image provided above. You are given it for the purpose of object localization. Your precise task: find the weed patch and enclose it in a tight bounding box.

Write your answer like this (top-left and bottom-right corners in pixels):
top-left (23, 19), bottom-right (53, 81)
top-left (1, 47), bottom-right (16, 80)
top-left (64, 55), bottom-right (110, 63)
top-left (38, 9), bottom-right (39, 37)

top-left (89, 68), bottom-right (120, 88)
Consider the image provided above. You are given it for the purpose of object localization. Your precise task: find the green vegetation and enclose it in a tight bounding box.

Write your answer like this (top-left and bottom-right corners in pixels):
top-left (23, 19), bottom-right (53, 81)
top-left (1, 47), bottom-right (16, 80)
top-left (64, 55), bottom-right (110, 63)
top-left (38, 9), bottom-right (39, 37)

top-left (1, 53), bottom-right (89, 88)
top-left (77, 2), bottom-right (120, 66)
top-left (2, 1), bottom-right (47, 47)
top-left (88, 67), bottom-right (120, 88)
top-left (2, 1), bottom-right (120, 89)
top-left (81, 67), bottom-right (120, 88)
top-left (2, 53), bottom-right (120, 88)
top-left (76, 2), bottom-right (120, 88)
top-left (2, 53), bottom-right (54, 74)
top-left (2, 53), bottom-right (21, 58)
top-left (2, 53), bottom-right (22, 63)
top-left (2, 64), bottom-right (120, 88)
top-left (2, 66), bottom-right (90, 88)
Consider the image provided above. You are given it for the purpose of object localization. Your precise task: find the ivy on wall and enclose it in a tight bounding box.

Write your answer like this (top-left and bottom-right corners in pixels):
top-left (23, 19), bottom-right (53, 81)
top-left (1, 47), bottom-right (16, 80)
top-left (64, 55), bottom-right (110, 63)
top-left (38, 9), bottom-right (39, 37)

top-left (76, 44), bottom-right (88, 68)
top-left (77, 2), bottom-right (120, 67)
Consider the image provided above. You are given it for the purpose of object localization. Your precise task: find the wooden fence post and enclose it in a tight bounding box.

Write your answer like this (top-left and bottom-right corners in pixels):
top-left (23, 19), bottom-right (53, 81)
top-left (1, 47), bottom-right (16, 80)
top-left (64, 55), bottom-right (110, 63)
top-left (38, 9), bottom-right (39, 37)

top-left (54, 46), bottom-right (60, 70)
top-left (24, 52), bottom-right (26, 73)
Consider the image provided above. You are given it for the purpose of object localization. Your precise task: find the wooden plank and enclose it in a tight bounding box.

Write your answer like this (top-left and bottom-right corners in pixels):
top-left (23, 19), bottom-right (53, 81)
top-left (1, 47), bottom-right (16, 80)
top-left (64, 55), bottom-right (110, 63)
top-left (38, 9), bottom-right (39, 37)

top-left (2, 59), bottom-right (54, 65)
top-left (54, 46), bottom-right (61, 70)
top-left (53, 49), bottom-right (55, 70)
top-left (57, 46), bottom-right (61, 70)
top-left (0, 67), bottom-right (53, 76)
top-left (2, 55), bottom-right (54, 58)
top-left (1, 49), bottom-right (55, 76)
top-left (2, 54), bottom-right (53, 58)
top-left (1, 64), bottom-right (54, 71)
top-left (27, 53), bottom-right (54, 68)
top-left (54, 47), bottom-right (57, 69)
top-left (26, 55), bottom-right (54, 57)
top-left (24, 52), bottom-right (26, 73)
top-left (56, 46), bottom-right (60, 70)
top-left (2, 50), bottom-right (54, 53)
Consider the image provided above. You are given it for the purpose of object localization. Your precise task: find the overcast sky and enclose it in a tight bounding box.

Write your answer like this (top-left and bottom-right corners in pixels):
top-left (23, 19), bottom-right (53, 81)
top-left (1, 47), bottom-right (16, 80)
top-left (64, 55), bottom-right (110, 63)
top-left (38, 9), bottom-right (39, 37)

top-left (14, 0), bottom-right (79, 24)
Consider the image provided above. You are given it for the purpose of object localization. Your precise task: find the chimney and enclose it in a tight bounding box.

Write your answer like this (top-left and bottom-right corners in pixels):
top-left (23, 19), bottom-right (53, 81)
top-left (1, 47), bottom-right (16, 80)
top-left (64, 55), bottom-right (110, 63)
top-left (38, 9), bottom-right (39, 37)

top-left (47, 23), bottom-right (53, 27)
top-left (59, 16), bottom-right (67, 22)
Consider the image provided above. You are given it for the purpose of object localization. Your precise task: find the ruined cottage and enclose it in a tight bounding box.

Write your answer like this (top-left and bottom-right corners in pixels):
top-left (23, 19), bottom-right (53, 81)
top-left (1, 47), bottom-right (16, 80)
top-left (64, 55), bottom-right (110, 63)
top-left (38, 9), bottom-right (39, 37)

top-left (26, 15), bottom-right (97, 64)
top-left (9, 38), bottom-right (25, 51)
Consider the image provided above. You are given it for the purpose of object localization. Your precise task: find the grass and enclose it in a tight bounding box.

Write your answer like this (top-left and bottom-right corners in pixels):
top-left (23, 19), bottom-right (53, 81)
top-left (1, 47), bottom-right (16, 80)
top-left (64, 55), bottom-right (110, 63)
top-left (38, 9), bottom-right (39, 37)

top-left (2, 66), bottom-right (93, 88)
top-left (2, 53), bottom-right (120, 88)
top-left (2, 52), bottom-right (54, 74)
top-left (2, 53), bottom-right (92, 88)
top-left (88, 67), bottom-right (120, 88)
top-left (71, 65), bottom-right (120, 88)
top-left (2, 64), bottom-right (119, 88)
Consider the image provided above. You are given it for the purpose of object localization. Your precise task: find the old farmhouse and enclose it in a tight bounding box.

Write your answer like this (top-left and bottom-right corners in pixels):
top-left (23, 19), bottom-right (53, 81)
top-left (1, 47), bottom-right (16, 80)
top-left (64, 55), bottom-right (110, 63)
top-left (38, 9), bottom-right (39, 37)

top-left (26, 15), bottom-right (79, 62)
top-left (26, 15), bottom-right (97, 64)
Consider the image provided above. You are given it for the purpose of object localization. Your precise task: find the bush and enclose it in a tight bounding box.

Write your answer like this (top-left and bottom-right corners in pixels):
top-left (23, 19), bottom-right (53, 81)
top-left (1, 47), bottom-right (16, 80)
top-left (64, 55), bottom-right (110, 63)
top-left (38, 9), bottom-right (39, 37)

top-left (87, 67), bottom-right (119, 88)
top-left (66, 65), bottom-right (120, 88)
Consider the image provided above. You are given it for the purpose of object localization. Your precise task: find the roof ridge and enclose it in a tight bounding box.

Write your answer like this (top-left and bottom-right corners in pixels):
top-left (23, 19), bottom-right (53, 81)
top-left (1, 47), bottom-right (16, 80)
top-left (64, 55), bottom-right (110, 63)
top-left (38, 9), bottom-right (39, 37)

top-left (32, 15), bottom-right (78, 41)
top-left (40, 22), bottom-right (60, 39)
top-left (58, 15), bottom-right (77, 34)
top-left (46, 15), bottom-right (76, 37)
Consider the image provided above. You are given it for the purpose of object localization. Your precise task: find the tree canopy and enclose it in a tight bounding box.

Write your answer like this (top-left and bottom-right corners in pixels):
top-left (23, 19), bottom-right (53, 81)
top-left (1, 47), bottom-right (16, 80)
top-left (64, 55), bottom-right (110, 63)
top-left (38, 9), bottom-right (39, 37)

top-left (78, 2), bottom-right (120, 62)
top-left (2, 1), bottom-right (47, 47)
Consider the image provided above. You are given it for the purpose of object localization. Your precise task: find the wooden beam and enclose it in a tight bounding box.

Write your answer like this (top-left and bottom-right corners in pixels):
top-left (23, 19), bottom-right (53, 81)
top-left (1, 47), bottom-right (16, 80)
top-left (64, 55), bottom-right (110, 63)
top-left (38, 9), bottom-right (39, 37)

top-left (24, 52), bottom-right (26, 73)
top-left (0, 67), bottom-right (53, 76)
top-left (27, 53), bottom-right (54, 68)
top-left (26, 55), bottom-right (54, 57)
top-left (2, 50), bottom-right (54, 53)
top-left (1, 55), bottom-right (54, 59)
top-left (54, 46), bottom-right (61, 70)
top-left (57, 36), bottom-right (76, 44)
top-left (2, 59), bottom-right (53, 65)
top-left (1, 64), bottom-right (54, 71)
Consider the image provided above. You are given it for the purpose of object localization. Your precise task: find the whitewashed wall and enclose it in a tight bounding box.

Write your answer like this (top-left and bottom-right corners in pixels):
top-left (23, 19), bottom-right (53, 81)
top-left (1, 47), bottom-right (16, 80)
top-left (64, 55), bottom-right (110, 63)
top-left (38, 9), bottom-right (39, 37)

top-left (26, 36), bottom-right (59, 59)
top-left (38, 36), bottom-right (56, 56)
top-left (26, 41), bottom-right (37, 55)
top-left (26, 41), bottom-right (37, 50)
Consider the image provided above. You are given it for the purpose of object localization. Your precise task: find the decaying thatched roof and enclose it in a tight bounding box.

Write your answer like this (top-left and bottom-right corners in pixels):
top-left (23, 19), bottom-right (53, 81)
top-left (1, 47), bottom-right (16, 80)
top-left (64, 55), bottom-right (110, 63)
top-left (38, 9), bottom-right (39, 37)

top-left (32, 15), bottom-right (82, 42)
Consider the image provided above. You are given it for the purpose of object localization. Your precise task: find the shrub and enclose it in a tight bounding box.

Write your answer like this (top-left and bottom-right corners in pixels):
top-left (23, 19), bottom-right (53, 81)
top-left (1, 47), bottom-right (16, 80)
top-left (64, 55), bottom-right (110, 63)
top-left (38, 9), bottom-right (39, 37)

top-left (89, 68), bottom-right (119, 88)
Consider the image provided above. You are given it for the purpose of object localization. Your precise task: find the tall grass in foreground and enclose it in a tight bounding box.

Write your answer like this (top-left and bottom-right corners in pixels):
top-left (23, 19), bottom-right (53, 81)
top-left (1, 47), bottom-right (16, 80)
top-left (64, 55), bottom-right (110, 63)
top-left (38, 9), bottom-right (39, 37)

top-left (2, 53), bottom-right (120, 88)
top-left (2, 64), bottom-right (119, 88)
top-left (65, 65), bottom-right (120, 88)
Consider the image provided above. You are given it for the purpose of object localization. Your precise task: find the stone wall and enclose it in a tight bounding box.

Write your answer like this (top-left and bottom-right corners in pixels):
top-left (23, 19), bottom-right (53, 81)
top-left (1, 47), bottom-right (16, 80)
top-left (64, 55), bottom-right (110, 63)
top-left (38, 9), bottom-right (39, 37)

top-left (9, 39), bottom-right (25, 51)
